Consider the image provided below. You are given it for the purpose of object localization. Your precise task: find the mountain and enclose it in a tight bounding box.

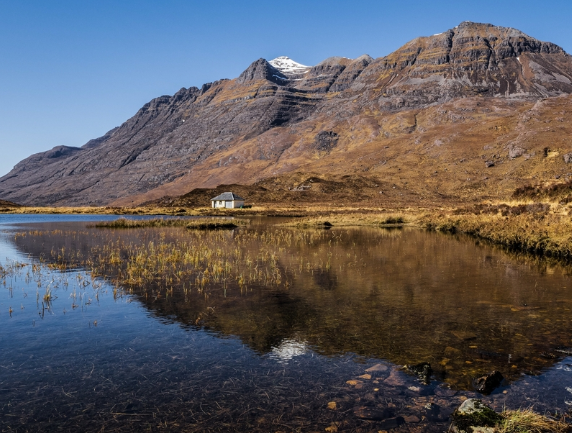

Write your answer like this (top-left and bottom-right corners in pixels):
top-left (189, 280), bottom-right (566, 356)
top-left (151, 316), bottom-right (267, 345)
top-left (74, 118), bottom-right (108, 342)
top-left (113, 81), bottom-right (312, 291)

top-left (2, 21), bottom-right (572, 207)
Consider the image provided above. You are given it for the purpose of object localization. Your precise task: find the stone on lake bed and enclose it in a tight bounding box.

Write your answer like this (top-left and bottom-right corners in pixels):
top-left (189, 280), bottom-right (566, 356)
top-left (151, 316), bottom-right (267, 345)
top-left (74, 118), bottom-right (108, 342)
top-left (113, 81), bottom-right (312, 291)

top-left (434, 386), bottom-right (457, 397)
top-left (445, 346), bottom-right (461, 356)
top-left (327, 401), bottom-right (337, 410)
top-left (358, 373), bottom-right (372, 380)
top-left (346, 380), bottom-right (363, 386)
top-left (366, 363), bottom-right (388, 372)
top-left (451, 330), bottom-right (477, 341)
top-left (384, 370), bottom-right (407, 387)
top-left (353, 406), bottom-right (393, 420)
top-left (377, 417), bottom-right (405, 430)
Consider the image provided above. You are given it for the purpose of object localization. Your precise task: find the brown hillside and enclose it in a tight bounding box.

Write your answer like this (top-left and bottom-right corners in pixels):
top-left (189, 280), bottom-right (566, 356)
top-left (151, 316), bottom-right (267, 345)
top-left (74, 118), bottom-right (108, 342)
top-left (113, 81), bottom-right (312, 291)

top-left (123, 94), bottom-right (572, 207)
top-left (2, 21), bottom-right (572, 207)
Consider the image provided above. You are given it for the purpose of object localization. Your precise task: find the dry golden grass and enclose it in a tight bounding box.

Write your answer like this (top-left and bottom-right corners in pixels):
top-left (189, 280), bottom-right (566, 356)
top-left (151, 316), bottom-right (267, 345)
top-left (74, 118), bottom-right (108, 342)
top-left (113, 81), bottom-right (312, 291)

top-left (8, 199), bottom-right (572, 262)
top-left (280, 213), bottom-right (408, 227)
top-left (498, 409), bottom-right (571, 433)
top-left (419, 202), bottom-right (572, 258)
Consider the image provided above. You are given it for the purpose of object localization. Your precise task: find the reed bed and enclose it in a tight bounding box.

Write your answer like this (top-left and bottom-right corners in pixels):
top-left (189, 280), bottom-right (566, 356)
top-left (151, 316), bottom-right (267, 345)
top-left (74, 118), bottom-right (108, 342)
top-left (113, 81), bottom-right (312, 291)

top-left (92, 217), bottom-right (246, 229)
top-left (9, 226), bottom-right (344, 299)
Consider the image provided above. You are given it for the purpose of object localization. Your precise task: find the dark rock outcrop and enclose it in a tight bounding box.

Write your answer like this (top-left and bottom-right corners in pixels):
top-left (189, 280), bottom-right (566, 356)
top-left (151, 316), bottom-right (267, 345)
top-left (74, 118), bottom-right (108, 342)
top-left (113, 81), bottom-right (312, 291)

top-left (236, 58), bottom-right (287, 85)
top-left (315, 131), bottom-right (339, 152)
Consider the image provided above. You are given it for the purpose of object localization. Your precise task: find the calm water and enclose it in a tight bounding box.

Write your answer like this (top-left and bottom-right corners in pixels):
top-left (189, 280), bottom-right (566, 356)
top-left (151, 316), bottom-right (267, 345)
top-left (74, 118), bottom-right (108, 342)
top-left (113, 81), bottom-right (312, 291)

top-left (1, 214), bottom-right (571, 432)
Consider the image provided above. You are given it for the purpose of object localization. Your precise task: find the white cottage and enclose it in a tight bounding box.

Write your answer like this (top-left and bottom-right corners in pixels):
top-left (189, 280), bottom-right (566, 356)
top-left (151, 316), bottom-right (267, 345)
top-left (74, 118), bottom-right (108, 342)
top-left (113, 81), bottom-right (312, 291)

top-left (211, 192), bottom-right (245, 209)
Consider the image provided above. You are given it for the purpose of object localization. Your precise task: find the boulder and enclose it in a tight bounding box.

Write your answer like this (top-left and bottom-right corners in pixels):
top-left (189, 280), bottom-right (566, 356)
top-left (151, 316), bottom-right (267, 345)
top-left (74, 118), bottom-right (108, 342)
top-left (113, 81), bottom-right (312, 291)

top-left (508, 145), bottom-right (526, 159)
top-left (474, 371), bottom-right (504, 394)
top-left (451, 399), bottom-right (502, 433)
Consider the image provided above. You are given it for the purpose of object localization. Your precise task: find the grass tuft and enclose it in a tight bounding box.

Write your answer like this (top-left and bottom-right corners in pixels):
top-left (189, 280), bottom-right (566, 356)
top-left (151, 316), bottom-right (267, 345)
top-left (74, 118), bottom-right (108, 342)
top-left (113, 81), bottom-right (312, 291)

top-left (498, 409), bottom-right (571, 433)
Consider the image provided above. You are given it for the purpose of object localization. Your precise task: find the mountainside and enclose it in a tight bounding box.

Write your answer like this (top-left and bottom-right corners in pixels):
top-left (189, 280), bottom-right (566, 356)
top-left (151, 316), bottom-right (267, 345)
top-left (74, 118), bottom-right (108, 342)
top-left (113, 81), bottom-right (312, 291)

top-left (2, 21), bottom-right (572, 207)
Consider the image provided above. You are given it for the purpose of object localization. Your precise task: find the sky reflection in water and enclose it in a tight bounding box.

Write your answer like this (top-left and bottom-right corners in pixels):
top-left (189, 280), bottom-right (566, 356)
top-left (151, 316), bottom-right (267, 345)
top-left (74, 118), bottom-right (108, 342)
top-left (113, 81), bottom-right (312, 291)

top-left (1, 215), bottom-right (572, 432)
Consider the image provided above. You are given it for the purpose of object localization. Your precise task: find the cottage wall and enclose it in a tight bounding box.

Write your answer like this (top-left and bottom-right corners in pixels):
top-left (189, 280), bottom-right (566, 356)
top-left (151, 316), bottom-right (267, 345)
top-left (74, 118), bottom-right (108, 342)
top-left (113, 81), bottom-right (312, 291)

top-left (225, 200), bottom-right (244, 209)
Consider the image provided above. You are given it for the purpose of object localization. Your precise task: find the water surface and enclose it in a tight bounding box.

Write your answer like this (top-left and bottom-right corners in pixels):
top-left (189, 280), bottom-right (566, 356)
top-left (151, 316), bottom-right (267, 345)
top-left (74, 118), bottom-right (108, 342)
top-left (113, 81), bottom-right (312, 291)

top-left (1, 214), bottom-right (571, 432)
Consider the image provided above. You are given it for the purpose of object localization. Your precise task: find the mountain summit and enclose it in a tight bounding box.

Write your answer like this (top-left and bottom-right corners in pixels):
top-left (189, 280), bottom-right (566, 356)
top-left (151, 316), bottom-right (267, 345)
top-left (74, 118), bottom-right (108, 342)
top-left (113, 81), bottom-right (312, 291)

top-left (268, 56), bottom-right (311, 75)
top-left (2, 22), bottom-right (572, 207)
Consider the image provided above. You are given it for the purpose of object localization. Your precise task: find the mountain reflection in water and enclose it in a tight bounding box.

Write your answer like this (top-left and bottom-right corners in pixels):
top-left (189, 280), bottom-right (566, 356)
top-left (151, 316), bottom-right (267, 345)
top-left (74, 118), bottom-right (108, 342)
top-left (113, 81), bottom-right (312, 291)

top-left (0, 219), bottom-right (572, 431)
top-left (9, 222), bottom-right (572, 390)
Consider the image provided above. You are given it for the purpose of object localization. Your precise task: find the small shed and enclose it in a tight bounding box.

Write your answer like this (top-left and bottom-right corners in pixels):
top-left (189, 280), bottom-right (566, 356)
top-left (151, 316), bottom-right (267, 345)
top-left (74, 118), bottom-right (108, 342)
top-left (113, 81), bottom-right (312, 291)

top-left (211, 192), bottom-right (245, 209)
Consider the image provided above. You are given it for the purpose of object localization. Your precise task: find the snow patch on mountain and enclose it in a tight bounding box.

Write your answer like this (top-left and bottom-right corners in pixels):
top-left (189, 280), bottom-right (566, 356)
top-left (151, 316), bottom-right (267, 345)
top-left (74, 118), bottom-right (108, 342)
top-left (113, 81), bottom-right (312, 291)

top-left (269, 56), bottom-right (311, 74)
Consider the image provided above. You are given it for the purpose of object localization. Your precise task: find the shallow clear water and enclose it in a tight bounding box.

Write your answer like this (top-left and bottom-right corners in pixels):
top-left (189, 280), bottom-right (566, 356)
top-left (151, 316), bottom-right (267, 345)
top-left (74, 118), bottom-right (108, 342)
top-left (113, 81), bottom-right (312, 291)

top-left (1, 214), bottom-right (571, 432)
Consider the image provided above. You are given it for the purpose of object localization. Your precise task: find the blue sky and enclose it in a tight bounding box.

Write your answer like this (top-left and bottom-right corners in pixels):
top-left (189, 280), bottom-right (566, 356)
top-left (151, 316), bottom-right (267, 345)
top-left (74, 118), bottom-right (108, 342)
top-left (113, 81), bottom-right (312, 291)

top-left (1, 0), bottom-right (571, 177)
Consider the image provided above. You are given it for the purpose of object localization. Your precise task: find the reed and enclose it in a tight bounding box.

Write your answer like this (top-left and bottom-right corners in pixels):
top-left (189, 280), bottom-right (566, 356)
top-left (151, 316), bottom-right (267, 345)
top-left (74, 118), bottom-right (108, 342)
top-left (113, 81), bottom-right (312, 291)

top-left (92, 217), bottom-right (246, 229)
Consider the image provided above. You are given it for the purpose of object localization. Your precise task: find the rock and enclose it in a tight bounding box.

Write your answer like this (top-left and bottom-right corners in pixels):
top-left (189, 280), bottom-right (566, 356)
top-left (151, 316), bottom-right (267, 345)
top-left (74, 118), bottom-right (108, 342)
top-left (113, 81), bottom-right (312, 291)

top-left (424, 402), bottom-right (441, 420)
top-left (508, 145), bottom-right (526, 159)
top-left (485, 161), bottom-right (495, 168)
top-left (435, 386), bottom-right (457, 397)
top-left (451, 331), bottom-right (477, 341)
top-left (315, 131), bottom-right (339, 152)
top-left (404, 362), bottom-right (432, 384)
top-left (451, 399), bottom-right (502, 433)
top-left (403, 415), bottom-right (420, 423)
top-left (358, 374), bottom-right (372, 380)
top-left (327, 401), bottom-right (337, 410)
top-left (236, 58), bottom-right (287, 85)
top-left (564, 153), bottom-right (572, 164)
top-left (353, 406), bottom-right (393, 420)
top-left (346, 380), bottom-right (363, 386)
top-left (377, 416), bottom-right (405, 430)
top-left (366, 363), bottom-right (388, 373)
top-left (474, 371), bottom-right (504, 394)
top-left (384, 370), bottom-right (407, 387)
top-left (444, 346), bottom-right (462, 356)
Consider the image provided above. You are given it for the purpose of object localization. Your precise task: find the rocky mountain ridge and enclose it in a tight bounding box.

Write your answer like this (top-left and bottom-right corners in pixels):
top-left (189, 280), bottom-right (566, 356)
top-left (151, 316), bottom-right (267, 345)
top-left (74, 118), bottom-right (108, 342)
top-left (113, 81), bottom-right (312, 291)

top-left (2, 21), bottom-right (572, 206)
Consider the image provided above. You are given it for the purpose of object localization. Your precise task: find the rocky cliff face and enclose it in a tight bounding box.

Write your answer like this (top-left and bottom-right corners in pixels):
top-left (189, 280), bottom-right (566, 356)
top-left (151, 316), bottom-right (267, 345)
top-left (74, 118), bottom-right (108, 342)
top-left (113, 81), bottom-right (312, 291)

top-left (2, 22), bottom-right (572, 206)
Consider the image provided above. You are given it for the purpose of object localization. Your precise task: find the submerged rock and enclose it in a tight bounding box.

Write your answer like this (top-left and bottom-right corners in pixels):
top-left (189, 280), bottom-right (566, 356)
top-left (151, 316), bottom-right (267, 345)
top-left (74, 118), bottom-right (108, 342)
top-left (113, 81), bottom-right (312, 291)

top-left (353, 406), bottom-right (393, 420)
top-left (405, 362), bottom-right (432, 384)
top-left (365, 363), bottom-right (388, 373)
top-left (474, 370), bottom-right (504, 394)
top-left (451, 399), bottom-right (502, 433)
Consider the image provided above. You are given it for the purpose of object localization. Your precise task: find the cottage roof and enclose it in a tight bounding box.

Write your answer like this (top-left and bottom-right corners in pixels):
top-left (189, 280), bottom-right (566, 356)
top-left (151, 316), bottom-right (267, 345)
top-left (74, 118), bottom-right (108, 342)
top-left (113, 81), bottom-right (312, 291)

top-left (211, 192), bottom-right (245, 201)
